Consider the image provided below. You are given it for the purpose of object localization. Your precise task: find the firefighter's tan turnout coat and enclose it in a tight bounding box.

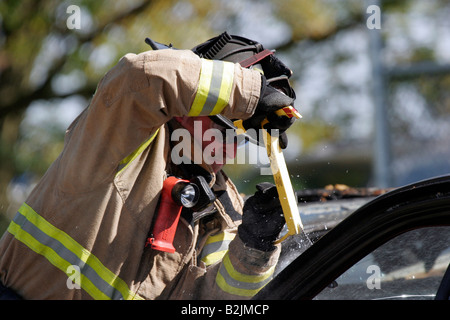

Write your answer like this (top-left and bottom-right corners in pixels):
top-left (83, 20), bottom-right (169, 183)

top-left (0, 49), bottom-right (280, 299)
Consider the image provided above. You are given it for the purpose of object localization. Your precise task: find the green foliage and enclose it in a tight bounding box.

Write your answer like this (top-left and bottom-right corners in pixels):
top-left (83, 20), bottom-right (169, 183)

top-left (273, 0), bottom-right (337, 41)
top-left (1, 0), bottom-right (450, 229)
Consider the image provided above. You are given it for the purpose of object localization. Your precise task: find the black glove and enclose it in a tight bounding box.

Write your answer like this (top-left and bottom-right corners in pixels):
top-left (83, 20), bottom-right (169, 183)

top-left (238, 183), bottom-right (286, 251)
top-left (243, 77), bottom-right (295, 149)
top-left (263, 112), bottom-right (294, 149)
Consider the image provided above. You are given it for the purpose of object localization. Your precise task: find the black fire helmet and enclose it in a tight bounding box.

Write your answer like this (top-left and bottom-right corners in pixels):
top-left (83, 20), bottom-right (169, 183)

top-left (191, 32), bottom-right (295, 132)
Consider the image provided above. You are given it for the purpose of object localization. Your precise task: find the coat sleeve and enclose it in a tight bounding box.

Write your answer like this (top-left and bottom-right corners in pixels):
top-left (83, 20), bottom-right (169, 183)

top-left (58, 49), bottom-right (261, 193)
top-left (92, 48), bottom-right (262, 164)
top-left (96, 49), bottom-right (261, 126)
top-left (202, 234), bottom-right (281, 300)
top-left (168, 229), bottom-right (281, 300)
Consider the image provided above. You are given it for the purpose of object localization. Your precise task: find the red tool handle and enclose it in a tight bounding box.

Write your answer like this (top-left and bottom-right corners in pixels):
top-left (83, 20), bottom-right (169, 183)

top-left (148, 176), bottom-right (189, 253)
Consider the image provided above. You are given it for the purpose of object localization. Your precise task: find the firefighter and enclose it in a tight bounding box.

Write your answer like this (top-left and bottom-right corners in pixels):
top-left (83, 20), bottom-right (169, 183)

top-left (0, 32), bottom-right (296, 299)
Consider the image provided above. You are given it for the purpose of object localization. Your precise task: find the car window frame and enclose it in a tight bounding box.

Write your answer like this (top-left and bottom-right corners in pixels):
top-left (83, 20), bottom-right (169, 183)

top-left (254, 175), bottom-right (450, 300)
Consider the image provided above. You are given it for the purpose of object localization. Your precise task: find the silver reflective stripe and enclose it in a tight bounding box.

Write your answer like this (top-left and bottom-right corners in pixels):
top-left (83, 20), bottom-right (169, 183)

top-left (218, 262), bottom-right (273, 291)
top-left (215, 252), bottom-right (275, 297)
top-left (8, 203), bottom-right (141, 300)
top-left (200, 60), bottom-right (226, 115)
top-left (198, 231), bottom-right (235, 266)
top-left (200, 240), bottom-right (232, 259)
top-left (189, 59), bottom-right (235, 116)
top-left (199, 239), bottom-right (232, 264)
top-left (12, 212), bottom-right (125, 300)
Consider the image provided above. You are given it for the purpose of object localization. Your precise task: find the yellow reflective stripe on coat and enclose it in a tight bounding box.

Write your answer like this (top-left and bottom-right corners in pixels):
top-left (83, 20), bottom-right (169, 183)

top-left (189, 59), bottom-right (235, 116)
top-left (215, 252), bottom-right (275, 297)
top-left (199, 231), bottom-right (235, 266)
top-left (7, 203), bottom-right (142, 300)
top-left (116, 129), bottom-right (159, 176)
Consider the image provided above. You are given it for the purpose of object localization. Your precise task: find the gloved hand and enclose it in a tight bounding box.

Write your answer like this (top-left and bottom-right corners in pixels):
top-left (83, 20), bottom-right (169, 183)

top-left (238, 182), bottom-right (286, 251)
top-left (242, 76), bottom-right (295, 149)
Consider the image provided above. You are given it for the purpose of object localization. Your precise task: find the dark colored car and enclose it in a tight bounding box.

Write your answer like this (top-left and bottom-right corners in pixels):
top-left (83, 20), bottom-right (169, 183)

top-left (255, 175), bottom-right (450, 300)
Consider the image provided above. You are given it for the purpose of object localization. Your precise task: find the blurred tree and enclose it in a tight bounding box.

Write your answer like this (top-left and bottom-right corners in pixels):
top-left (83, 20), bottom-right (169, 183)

top-left (0, 0), bottom-right (220, 226)
top-left (0, 0), bottom-right (356, 219)
top-left (1, 0), bottom-right (450, 233)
